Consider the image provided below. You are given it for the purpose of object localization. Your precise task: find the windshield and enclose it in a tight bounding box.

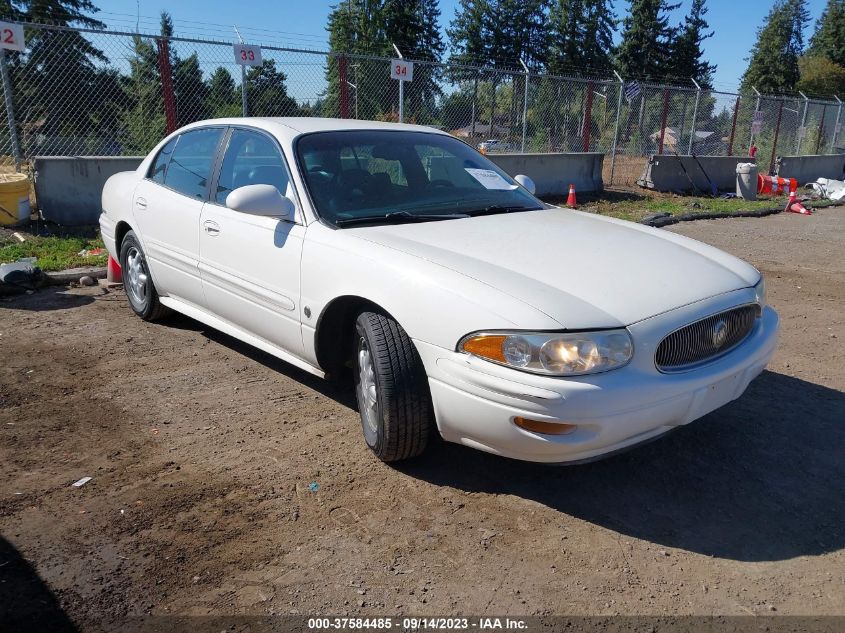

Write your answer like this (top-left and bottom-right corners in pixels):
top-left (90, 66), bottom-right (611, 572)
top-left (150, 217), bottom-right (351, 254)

top-left (295, 130), bottom-right (543, 226)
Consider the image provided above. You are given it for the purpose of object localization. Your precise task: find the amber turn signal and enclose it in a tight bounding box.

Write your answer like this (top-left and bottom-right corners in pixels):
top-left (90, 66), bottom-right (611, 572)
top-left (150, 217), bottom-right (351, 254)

top-left (513, 417), bottom-right (578, 436)
top-left (461, 334), bottom-right (507, 363)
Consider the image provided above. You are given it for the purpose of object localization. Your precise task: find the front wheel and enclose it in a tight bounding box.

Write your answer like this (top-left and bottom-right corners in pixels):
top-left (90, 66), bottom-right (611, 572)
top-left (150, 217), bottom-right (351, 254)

top-left (353, 311), bottom-right (433, 462)
top-left (119, 231), bottom-right (170, 321)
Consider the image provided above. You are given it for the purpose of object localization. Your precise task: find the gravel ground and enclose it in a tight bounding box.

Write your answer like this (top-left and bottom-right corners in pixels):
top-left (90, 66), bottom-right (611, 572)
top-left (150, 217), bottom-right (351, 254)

top-left (1, 208), bottom-right (843, 631)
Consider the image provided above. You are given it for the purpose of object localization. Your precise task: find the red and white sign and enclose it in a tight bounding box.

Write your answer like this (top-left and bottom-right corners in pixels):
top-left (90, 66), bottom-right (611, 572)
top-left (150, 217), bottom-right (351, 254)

top-left (390, 59), bottom-right (414, 82)
top-left (0, 22), bottom-right (25, 52)
top-left (233, 43), bottom-right (262, 67)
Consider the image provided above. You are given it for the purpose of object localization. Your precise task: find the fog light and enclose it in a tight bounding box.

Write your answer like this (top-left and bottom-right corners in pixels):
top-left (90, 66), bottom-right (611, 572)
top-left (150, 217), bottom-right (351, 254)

top-left (513, 417), bottom-right (577, 435)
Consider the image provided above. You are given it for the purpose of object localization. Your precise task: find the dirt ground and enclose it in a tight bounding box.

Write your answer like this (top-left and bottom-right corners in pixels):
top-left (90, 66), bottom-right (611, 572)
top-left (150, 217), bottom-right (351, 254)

top-left (1, 208), bottom-right (844, 632)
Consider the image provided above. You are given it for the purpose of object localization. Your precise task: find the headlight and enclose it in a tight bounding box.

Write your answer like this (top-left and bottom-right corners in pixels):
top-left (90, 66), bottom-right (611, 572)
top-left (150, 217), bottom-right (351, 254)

top-left (458, 329), bottom-right (634, 376)
top-left (754, 277), bottom-right (767, 308)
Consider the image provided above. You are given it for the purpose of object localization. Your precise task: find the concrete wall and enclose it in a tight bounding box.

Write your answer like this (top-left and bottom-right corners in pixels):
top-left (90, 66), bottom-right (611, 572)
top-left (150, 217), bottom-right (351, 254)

top-left (486, 152), bottom-right (604, 195)
top-left (34, 156), bottom-right (143, 225)
top-left (34, 152), bottom-right (604, 225)
top-left (637, 155), bottom-right (752, 193)
top-left (775, 154), bottom-right (845, 185)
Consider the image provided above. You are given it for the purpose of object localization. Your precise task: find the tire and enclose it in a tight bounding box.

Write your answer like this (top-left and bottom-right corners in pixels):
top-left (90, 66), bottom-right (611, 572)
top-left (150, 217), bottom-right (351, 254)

top-left (353, 310), bottom-right (433, 462)
top-left (119, 230), bottom-right (170, 321)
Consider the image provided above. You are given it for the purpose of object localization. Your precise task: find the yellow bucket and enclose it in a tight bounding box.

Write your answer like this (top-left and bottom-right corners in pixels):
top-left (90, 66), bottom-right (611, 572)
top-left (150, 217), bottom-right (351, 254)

top-left (0, 172), bottom-right (31, 226)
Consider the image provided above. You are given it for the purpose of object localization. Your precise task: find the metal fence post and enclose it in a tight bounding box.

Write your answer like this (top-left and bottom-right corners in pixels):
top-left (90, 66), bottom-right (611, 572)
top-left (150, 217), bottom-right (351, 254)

top-left (520, 59), bottom-right (529, 153)
top-left (609, 71), bottom-right (624, 185)
top-left (750, 87), bottom-right (762, 149)
top-left (234, 26), bottom-right (248, 117)
top-left (339, 54), bottom-right (349, 119)
top-left (156, 38), bottom-right (177, 133)
top-left (582, 80), bottom-right (594, 153)
top-left (727, 95), bottom-right (740, 156)
top-left (816, 103), bottom-right (827, 154)
top-left (687, 79), bottom-right (701, 154)
top-left (0, 49), bottom-right (22, 172)
top-left (796, 91), bottom-right (808, 154)
top-left (658, 88), bottom-right (669, 155)
top-left (769, 100), bottom-right (783, 175)
top-left (392, 44), bottom-right (404, 123)
top-left (470, 69), bottom-right (478, 139)
top-left (832, 95), bottom-right (842, 151)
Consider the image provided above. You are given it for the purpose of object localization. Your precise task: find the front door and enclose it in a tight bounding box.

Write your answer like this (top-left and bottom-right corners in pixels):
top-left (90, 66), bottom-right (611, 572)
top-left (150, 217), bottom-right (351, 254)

top-left (198, 128), bottom-right (305, 356)
top-left (132, 127), bottom-right (225, 307)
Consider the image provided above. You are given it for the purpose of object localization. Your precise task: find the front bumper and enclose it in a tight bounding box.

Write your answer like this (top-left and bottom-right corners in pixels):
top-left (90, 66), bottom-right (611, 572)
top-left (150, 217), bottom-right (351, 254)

top-left (416, 290), bottom-right (779, 463)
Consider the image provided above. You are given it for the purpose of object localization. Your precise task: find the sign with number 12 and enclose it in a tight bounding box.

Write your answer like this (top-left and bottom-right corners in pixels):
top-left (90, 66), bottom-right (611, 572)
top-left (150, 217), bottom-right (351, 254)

top-left (233, 43), bottom-right (262, 67)
top-left (0, 21), bottom-right (25, 52)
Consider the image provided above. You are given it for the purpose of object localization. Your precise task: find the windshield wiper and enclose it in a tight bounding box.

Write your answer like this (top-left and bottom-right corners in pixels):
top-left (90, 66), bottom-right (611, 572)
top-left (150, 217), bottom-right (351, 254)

top-left (335, 211), bottom-right (469, 227)
top-left (465, 205), bottom-right (541, 217)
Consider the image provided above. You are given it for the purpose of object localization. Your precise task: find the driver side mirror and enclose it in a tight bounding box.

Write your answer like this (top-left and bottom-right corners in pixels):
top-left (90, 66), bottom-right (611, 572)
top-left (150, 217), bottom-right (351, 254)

top-left (514, 174), bottom-right (536, 195)
top-left (226, 184), bottom-right (295, 219)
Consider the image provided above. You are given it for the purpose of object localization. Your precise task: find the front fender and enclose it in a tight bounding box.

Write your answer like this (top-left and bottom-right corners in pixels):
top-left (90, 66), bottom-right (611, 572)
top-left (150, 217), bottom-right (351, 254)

top-left (299, 223), bottom-right (561, 367)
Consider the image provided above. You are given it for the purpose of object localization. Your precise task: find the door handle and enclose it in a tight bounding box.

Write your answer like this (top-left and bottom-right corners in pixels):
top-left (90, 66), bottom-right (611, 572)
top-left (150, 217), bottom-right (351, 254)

top-left (135, 197), bottom-right (147, 210)
top-left (203, 220), bottom-right (221, 236)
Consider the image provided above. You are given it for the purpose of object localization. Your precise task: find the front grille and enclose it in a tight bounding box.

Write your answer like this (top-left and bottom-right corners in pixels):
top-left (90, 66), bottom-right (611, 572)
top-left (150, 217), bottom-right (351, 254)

top-left (655, 304), bottom-right (760, 372)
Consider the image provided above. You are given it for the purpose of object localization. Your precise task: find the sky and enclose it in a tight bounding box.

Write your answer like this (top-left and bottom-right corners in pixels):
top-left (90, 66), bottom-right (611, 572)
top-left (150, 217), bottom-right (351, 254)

top-left (88, 0), bottom-right (830, 92)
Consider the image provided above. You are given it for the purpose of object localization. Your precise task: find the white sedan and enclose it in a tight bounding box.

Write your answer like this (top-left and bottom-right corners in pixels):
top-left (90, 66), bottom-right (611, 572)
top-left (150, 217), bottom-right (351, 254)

top-left (100, 118), bottom-right (778, 464)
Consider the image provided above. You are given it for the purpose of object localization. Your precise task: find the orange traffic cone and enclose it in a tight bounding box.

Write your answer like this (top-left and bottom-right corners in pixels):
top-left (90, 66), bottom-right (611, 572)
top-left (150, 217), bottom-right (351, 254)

top-left (107, 255), bottom-right (122, 282)
top-left (566, 184), bottom-right (577, 209)
top-left (784, 191), bottom-right (811, 215)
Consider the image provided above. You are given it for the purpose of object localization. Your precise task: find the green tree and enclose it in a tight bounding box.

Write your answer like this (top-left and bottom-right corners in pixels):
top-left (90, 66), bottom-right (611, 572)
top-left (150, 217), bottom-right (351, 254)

top-left (382, 0), bottom-right (445, 121)
top-left (449, 0), bottom-right (547, 70)
top-left (207, 67), bottom-right (240, 118)
top-left (808, 0), bottom-right (845, 66)
top-left (246, 60), bottom-right (300, 117)
top-left (741, 0), bottom-right (809, 93)
top-left (121, 34), bottom-right (164, 153)
top-left (10, 0), bottom-right (107, 150)
top-left (615, 0), bottom-right (679, 81)
top-left (667, 0), bottom-right (715, 87)
top-left (796, 54), bottom-right (845, 96)
top-left (547, 0), bottom-right (616, 76)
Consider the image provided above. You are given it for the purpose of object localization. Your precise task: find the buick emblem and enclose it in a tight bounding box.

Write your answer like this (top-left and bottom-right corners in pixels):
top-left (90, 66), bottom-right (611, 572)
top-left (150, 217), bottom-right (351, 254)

top-left (712, 320), bottom-right (728, 348)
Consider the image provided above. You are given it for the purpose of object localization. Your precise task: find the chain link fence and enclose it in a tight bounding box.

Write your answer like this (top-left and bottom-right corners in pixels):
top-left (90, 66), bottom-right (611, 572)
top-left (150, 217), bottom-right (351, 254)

top-left (2, 21), bottom-right (844, 187)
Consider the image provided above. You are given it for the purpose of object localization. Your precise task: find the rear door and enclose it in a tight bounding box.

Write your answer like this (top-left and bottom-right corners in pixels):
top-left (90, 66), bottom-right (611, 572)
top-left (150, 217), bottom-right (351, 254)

top-left (132, 127), bottom-right (225, 307)
top-left (198, 127), bottom-right (305, 355)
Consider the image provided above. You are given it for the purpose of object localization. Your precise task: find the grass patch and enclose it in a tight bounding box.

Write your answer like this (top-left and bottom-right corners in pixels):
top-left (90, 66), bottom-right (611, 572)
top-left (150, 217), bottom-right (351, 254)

top-left (545, 190), bottom-right (841, 222)
top-left (0, 233), bottom-right (107, 271)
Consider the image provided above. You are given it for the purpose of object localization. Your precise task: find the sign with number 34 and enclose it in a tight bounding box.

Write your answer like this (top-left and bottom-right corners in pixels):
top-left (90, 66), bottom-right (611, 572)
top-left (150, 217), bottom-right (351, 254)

top-left (0, 21), bottom-right (25, 52)
top-left (233, 43), bottom-right (262, 67)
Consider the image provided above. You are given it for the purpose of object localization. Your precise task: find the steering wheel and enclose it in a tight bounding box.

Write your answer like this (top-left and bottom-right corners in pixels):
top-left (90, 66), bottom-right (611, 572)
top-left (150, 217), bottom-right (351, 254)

top-left (427, 179), bottom-right (454, 188)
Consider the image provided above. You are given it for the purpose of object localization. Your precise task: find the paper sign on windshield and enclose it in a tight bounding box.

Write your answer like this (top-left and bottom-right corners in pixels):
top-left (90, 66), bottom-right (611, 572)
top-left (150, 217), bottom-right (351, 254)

top-left (464, 168), bottom-right (517, 190)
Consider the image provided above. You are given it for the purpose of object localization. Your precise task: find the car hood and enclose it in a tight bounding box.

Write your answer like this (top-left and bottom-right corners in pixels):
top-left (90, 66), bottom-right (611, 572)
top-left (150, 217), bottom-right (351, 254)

top-left (349, 208), bottom-right (760, 329)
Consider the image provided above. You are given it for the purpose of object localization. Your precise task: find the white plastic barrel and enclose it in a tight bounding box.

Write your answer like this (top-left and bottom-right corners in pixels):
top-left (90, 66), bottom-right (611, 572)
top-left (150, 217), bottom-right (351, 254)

top-left (736, 163), bottom-right (758, 201)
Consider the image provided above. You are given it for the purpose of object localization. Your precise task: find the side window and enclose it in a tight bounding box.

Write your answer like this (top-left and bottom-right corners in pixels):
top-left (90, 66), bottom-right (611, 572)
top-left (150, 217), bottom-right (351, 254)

top-left (163, 127), bottom-right (224, 199)
top-left (215, 129), bottom-right (290, 205)
top-left (148, 136), bottom-right (177, 183)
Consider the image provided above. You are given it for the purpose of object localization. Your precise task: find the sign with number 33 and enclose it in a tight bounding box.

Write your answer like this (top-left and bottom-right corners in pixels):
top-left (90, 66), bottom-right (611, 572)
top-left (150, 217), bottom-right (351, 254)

top-left (233, 43), bottom-right (262, 67)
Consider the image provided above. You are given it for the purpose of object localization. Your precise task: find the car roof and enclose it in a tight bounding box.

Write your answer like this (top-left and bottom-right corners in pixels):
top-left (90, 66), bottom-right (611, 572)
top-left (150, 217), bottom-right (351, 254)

top-left (178, 116), bottom-right (450, 140)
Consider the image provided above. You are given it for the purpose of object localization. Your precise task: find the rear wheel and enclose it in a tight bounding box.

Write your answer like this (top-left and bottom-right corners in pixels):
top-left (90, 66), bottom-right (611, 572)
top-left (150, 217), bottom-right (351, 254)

top-left (353, 311), bottom-right (433, 462)
top-left (119, 231), bottom-right (170, 321)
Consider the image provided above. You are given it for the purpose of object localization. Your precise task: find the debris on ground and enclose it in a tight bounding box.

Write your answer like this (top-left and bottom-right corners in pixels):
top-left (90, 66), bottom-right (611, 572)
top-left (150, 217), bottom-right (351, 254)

top-left (805, 178), bottom-right (845, 202)
top-left (79, 275), bottom-right (96, 286)
top-left (71, 477), bottom-right (92, 488)
top-left (77, 247), bottom-right (106, 257)
top-left (308, 481), bottom-right (320, 492)
top-left (0, 260), bottom-right (44, 295)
